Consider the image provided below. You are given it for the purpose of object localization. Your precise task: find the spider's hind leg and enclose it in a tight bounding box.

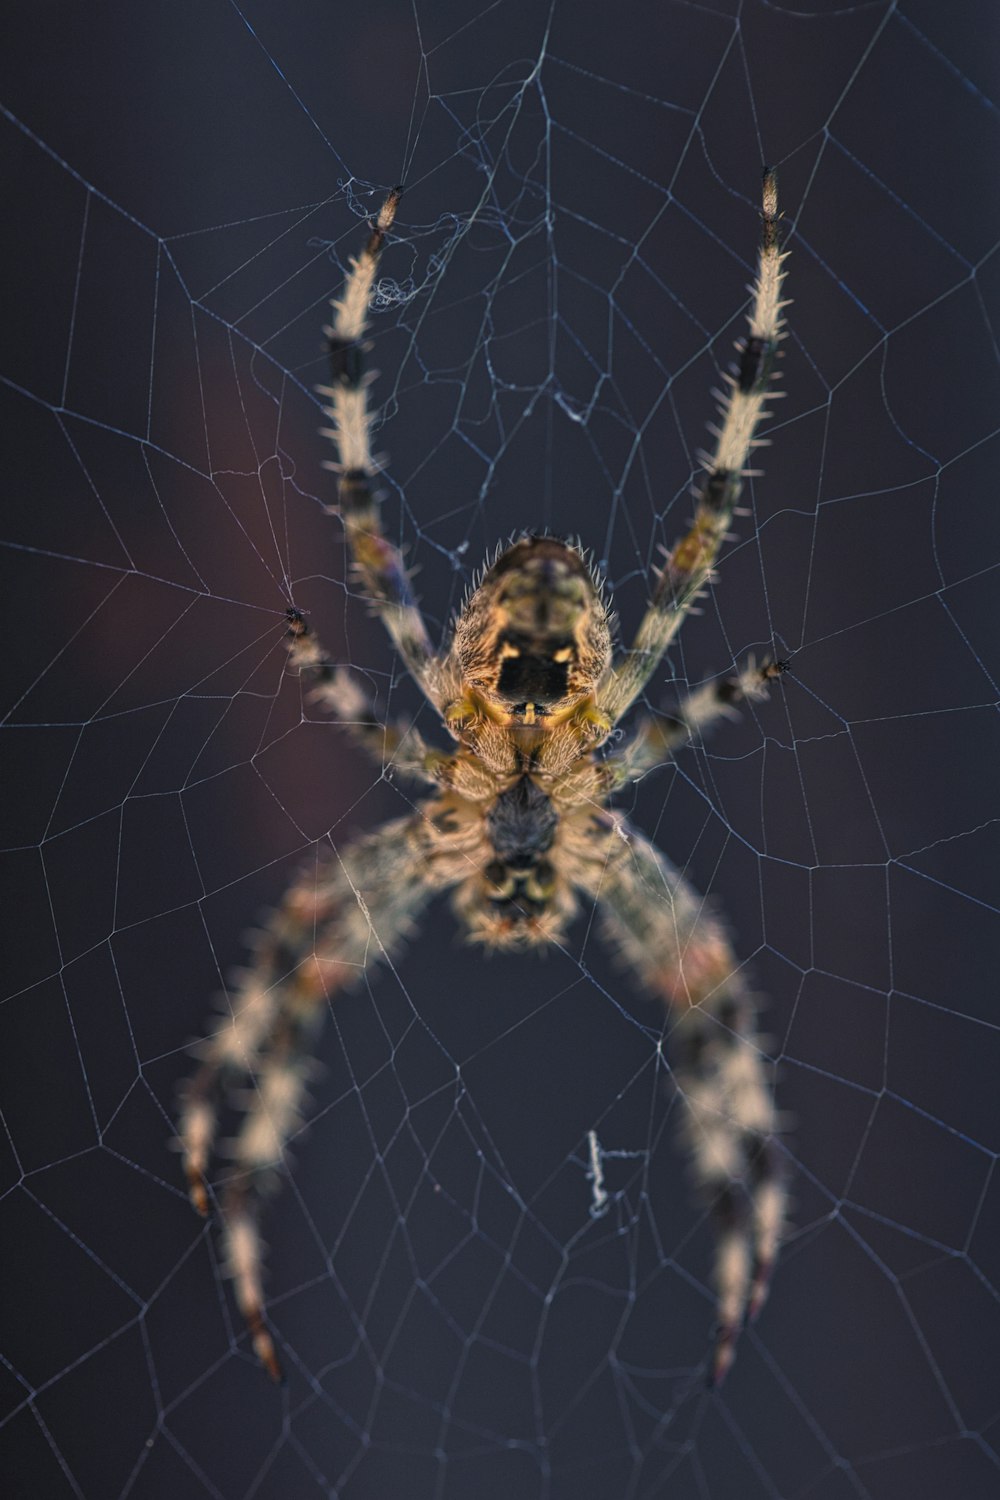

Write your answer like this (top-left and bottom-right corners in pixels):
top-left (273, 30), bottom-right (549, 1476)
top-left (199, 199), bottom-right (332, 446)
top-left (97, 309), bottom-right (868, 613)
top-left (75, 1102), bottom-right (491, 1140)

top-left (587, 825), bottom-right (787, 1386)
top-left (178, 814), bottom-right (442, 1379)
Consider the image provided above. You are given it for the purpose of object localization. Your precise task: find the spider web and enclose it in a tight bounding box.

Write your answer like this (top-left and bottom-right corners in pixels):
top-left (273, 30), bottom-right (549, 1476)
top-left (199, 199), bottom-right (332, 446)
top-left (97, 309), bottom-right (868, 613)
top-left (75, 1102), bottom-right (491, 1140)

top-left (3, 1), bottom-right (1000, 1496)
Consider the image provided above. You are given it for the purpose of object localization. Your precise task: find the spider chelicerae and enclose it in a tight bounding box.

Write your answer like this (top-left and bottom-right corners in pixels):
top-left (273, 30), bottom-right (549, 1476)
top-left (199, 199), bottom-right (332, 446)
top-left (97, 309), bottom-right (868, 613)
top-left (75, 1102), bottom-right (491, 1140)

top-left (179, 174), bottom-right (789, 1387)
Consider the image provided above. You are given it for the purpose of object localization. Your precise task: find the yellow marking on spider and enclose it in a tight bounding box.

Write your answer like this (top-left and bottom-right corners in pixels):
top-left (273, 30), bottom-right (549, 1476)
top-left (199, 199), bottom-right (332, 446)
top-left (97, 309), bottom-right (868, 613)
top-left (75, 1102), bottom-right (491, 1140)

top-left (445, 696), bottom-right (477, 731)
top-left (569, 699), bottom-right (612, 740)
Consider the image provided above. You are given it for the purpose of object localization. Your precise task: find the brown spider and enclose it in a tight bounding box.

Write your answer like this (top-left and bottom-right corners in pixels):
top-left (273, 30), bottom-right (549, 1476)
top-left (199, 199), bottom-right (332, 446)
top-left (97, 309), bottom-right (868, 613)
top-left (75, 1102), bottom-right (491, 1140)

top-left (179, 176), bottom-right (789, 1386)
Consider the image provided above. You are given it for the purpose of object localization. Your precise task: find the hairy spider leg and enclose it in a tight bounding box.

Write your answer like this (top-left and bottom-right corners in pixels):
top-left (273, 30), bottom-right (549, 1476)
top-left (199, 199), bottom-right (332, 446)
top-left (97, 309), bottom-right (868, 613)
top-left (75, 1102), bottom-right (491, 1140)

top-left (316, 187), bottom-right (443, 707)
top-left (586, 827), bottom-right (786, 1386)
top-left (178, 816), bottom-right (446, 1380)
top-left (601, 657), bottom-right (785, 793)
top-left (602, 169), bottom-right (788, 722)
top-left (286, 609), bottom-right (450, 788)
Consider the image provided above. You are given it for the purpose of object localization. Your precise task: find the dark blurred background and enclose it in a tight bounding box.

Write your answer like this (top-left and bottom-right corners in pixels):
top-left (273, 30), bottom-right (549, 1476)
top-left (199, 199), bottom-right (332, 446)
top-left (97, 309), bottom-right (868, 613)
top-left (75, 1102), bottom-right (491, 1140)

top-left (2, 2), bottom-right (999, 1497)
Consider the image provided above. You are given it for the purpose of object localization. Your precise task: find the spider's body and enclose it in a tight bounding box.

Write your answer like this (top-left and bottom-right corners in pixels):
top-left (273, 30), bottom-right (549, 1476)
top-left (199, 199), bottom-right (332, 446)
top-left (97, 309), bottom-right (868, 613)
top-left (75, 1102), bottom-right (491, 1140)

top-left (180, 177), bottom-right (789, 1387)
top-left (418, 533), bottom-right (614, 947)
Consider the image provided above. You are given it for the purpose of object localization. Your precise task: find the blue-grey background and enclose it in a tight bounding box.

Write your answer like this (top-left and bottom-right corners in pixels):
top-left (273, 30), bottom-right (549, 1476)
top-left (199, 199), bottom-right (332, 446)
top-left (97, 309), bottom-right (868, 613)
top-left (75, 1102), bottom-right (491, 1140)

top-left (2, 2), bottom-right (999, 1497)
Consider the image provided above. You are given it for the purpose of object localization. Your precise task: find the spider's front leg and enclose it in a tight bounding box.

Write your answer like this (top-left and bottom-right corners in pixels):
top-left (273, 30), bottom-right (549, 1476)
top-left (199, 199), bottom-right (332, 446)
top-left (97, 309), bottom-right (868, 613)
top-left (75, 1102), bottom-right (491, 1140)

top-left (178, 815), bottom-right (445, 1380)
top-left (318, 188), bottom-right (443, 709)
top-left (601, 169), bottom-right (788, 723)
top-left (286, 608), bottom-right (451, 788)
top-left (584, 825), bottom-right (786, 1386)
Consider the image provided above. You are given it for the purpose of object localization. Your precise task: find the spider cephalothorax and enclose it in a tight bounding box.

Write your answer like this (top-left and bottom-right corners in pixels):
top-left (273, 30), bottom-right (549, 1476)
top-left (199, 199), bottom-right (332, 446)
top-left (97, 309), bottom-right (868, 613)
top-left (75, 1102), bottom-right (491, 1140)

top-left (180, 174), bottom-right (789, 1387)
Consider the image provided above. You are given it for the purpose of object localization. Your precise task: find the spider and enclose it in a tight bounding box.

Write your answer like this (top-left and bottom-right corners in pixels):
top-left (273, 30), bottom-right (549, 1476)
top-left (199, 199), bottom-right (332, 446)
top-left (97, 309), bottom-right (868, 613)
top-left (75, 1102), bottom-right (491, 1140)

top-left (179, 174), bottom-right (789, 1387)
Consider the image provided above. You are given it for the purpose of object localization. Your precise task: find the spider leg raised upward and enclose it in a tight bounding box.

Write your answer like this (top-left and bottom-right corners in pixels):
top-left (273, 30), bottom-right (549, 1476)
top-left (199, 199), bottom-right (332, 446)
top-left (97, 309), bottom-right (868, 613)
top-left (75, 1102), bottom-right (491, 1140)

top-left (583, 823), bottom-right (786, 1386)
top-left (178, 815), bottom-right (447, 1380)
top-left (318, 188), bottom-right (443, 708)
top-left (601, 169), bottom-right (788, 723)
